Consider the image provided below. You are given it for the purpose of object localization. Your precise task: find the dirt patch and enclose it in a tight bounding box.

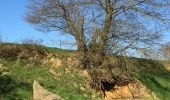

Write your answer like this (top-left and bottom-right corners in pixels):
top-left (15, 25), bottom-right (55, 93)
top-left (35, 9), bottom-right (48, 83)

top-left (104, 81), bottom-right (158, 100)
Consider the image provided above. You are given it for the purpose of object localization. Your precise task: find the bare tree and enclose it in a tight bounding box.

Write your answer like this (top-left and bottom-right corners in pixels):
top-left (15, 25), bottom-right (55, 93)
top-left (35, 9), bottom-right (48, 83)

top-left (26, 0), bottom-right (170, 93)
top-left (21, 37), bottom-right (43, 46)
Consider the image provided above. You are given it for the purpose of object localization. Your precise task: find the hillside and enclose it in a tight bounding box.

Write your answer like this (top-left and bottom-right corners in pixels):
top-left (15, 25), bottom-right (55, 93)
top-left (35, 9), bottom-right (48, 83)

top-left (0, 43), bottom-right (102, 100)
top-left (0, 43), bottom-right (170, 100)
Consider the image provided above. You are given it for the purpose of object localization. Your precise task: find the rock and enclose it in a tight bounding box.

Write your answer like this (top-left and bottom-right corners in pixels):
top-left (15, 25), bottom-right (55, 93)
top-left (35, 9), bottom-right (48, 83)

top-left (50, 58), bottom-right (62, 68)
top-left (73, 83), bottom-right (77, 87)
top-left (80, 87), bottom-right (86, 91)
top-left (80, 70), bottom-right (90, 79)
top-left (49, 69), bottom-right (59, 77)
top-left (0, 63), bottom-right (9, 75)
top-left (83, 94), bottom-right (88, 97)
top-left (65, 58), bottom-right (78, 68)
top-left (33, 81), bottom-right (63, 100)
top-left (0, 63), bottom-right (5, 70)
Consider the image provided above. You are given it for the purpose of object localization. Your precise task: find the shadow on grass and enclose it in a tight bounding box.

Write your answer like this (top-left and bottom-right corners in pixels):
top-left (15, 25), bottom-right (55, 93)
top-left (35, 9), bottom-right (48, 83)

top-left (0, 75), bottom-right (32, 100)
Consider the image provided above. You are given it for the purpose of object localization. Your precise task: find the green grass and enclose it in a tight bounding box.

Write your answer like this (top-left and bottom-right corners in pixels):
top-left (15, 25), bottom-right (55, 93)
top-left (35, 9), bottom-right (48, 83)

top-left (1, 43), bottom-right (170, 100)
top-left (0, 59), bottom-right (99, 100)
top-left (134, 72), bottom-right (170, 100)
top-left (127, 58), bottom-right (170, 100)
top-left (0, 59), bottom-right (52, 100)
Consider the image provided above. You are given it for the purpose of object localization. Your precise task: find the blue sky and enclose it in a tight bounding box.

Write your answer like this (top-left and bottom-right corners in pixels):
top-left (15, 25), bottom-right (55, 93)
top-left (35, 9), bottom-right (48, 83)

top-left (0, 0), bottom-right (75, 49)
top-left (0, 0), bottom-right (169, 49)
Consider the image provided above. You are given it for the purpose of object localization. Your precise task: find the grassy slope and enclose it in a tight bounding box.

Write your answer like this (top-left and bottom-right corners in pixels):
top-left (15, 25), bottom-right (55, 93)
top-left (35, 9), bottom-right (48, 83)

top-left (135, 72), bottom-right (170, 100)
top-left (0, 43), bottom-right (170, 100)
top-left (0, 43), bottom-right (100, 100)
top-left (0, 59), bottom-right (100, 100)
top-left (131, 59), bottom-right (170, 100)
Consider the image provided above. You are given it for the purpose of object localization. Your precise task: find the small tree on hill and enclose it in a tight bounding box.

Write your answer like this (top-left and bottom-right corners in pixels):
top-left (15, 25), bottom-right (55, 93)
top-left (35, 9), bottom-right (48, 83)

top-left (21, 37), bottom-right (43, 46)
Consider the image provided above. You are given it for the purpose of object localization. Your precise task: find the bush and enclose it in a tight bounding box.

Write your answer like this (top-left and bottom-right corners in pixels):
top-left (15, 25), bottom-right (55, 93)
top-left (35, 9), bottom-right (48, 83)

top-left (0, 43), bottom-right (48, 60)
top-left (0, 44), bottom-right (21, 59)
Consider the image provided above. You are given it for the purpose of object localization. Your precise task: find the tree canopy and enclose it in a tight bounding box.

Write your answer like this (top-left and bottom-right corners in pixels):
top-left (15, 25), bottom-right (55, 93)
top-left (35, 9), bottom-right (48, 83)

top-left (26, 0), bottom-right (170, 56)
top-left (26, 0), bottom-right (170, 92)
